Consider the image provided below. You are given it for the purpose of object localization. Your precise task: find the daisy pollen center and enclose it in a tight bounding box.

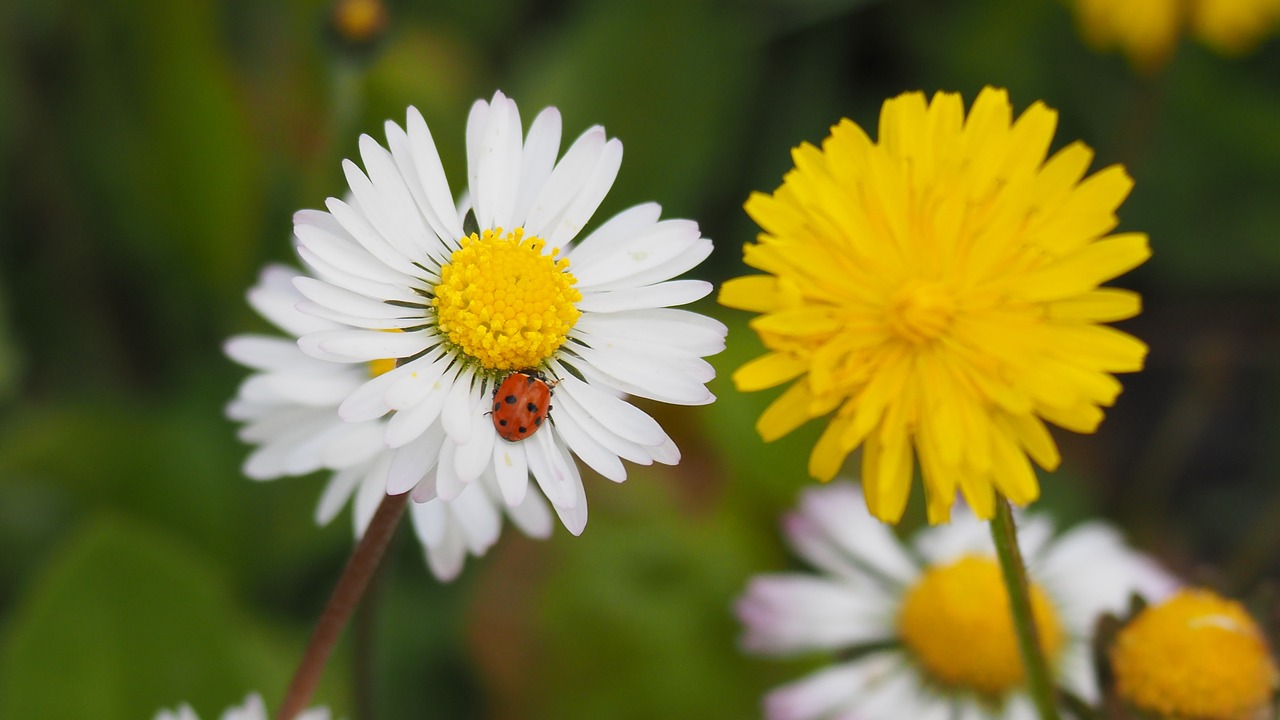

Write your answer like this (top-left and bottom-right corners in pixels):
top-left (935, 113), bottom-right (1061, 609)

top-left (432, 227), bottom-right (581, 372)
top-left (887, 279), bottom-right (956, 344)
top-left (897, 555), bottom-right (1064, 697)
top-left (1110, 589), bottom-right (1278, 720)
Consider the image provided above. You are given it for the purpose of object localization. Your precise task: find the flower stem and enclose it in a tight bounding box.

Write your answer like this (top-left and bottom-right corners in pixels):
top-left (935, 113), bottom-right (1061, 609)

top-left (990, 494), bottom-right (1060, 720)
top-left (277, 492), bottom-right (408, 720)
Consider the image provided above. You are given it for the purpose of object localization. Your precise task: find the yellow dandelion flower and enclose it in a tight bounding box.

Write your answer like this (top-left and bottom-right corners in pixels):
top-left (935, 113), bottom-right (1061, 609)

top-left (1111, 589), bottom-right (1278, 720)
top-left (1072, 0), bottom-right (1185, 72)
top-left (720, 87), bottom-right (1150, 524)
top-left (1190, 0), bottom-right (1280, 54)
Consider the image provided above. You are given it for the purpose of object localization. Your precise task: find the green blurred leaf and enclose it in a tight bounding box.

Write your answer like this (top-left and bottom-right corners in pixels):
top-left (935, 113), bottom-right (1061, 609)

top-left (0, 514), bottom-right (295, 720)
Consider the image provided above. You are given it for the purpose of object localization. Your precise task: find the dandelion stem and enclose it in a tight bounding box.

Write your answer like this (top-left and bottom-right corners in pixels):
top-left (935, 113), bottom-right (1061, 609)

top-left (277, 492), bottom-right (408, 720)
top-left (990, 494), bottom-right (1060, 720)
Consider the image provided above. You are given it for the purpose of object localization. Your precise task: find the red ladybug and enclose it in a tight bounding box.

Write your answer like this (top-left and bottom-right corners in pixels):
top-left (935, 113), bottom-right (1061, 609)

top-left (491, 370), bottom-right (554, 442)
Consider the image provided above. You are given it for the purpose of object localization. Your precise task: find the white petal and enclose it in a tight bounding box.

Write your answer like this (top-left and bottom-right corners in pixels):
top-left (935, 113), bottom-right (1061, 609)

top-left (450, 479), bottom-right (502, 554)
top-left (434, 440), bottom-right (465, 501)
top-left (787, 481), bottom-right (919, 587)
top-left (320, 420), bottom-right (386, 469)
top-left (550, 372), bottom-right (667, 446)
top-left (315, 465), bottom-right (363, 526)
top-left (762, 654), bottom-right (901, 720)
top-left (225, 335), bottom-right (311, 371)
top-left (452, 391), bottom-right (496, 484)
top-left (546, 137), bottom-right (622, 248)
top-left (523, 126), bottom-right (606, 239)
top-left (296, 301), bottom-right (429, 331)
top-left (295, 208), bottom-right (428, 287)
top-left (473, 90), bottom-right (522, 230)
top-left (238, 370), bottom-right (360, 407)
top-left (294, 276), bottom-right (425, 321)
top-left (384, 349), bottom-right (452, 410)
top-left (492, 439), bottom-right (529, 506)
top-left (524, 428), bottom-right (578, 511)
top-left (422, 517), bottom-right (466, 582)
top-left (574, 280), bottom-right (712, 313)
top-left (548, 383), bottom-right (658, 465)
top-left (404, 106), bottom-right (465, 241)
top-left (495, 472), bottom-right (553, 539)
top-left (387, 423), bottom-right (445, 495)
top-left (549, 406), bottom-right (627, 482)
top-left (246, 267), bottom-right (336, 337)
top-left (353, 453), bottom-right (392, 535)
top-left (571, 218), bottom-right (699, 286)
top-left (357, 134), bottom-right (443, 262)
top-left (441, 371), bottom-right (480, 444)
top-left (338, 359), bottom-right (417, 422)
top-left (564, 202), bottom-right (661, 268)
top-left (567, 344), bottom-right (715, 405)
top-left (409, 496), bottom-right (448, 548)
top-left (736, 574), bottom-right (897, 655)
top-left (325, 193), bottom-right (417, 277)
top-left (343, 147), bottom-right (424, 264)
top-left (384, 361), bottom-right (461, 448)
top-left (296, 242), bottom-right (426, 305)
top-left (511, 106), bottom-right (562, 224)
top-left (573, 308), bottom-right (727, 357)
top-left (302, 328), bottom-right (431, 363)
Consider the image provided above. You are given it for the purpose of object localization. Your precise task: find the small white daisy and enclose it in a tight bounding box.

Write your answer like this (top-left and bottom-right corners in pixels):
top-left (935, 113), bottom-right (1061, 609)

top-left (155, 692), bottom-right (329, 720)
top-left (226, 264), bottom-right (553, 581)
top-left (735, 481), bottom-right (1179, 720)
top-left (291, 90), bottom-right (725, 535)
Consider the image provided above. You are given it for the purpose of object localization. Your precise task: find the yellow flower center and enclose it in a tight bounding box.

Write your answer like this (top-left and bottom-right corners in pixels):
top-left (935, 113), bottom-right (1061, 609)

top-left (1111, 589), bottom-right (1278, 720)
top-left (887, 279), bottom-right (956, 344)
top-left (897, 555), bottom-right (1065, 697)
top-left (432, 227), bottom-right (581, 372)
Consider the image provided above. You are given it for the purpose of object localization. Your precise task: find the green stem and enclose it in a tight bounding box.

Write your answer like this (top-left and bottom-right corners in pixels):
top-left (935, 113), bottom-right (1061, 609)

top-left (990, 494), bottom-right (1060, 720)
top-left (277, 492), bottom-right (407, 720)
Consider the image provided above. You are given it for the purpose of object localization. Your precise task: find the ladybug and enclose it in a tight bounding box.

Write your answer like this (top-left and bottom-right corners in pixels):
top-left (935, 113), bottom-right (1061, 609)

top-left (491, 370), bottom-right (555, 442)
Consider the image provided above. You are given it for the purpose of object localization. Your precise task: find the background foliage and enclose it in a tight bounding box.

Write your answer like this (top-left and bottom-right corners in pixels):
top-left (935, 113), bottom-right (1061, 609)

top-left (2, 0), bottom-right (1279, 717)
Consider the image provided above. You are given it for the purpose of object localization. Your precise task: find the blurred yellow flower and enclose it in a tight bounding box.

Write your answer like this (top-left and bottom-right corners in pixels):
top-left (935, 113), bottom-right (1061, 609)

top-left (720, 87), bottom-right (1150, 524)
top-left (1192, 0), bottom-right (1280, 54)
top-left (1072, 0), bottom-right (1280, 71)
top-left (1074, 0), bottom-right (1183, 72)
top-left (1111, 589), bottom-right (1278, 720)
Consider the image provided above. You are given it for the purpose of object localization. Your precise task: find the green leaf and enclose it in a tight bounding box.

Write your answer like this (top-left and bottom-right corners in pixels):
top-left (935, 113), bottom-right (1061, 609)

top-left (0, 515), bottom-right (296, 720)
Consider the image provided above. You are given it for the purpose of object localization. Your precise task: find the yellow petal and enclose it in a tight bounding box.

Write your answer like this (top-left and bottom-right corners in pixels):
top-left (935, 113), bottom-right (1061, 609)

top-left (749, 308), bottom-right (841, 338)
top-left (989, 429), bottom-right (1040, 506)
top-left (809, 415), bottom-right (853, 481)
top-left (733, 352), bottom-right (809, 392)
top-left (718, 275), bottom-right (783, 313)
top-left (1005, 413), bottom-right (1061, 471)
top-left (1049, 325), bottom-right (1148, 372)
top-left (958, 472), bottom-right (996, 520)
top-left (1047, 288), bottom-right (1142, 322)
top-left (756, 380), bottom-right (818, 441)
top-left (1013, 232), bottom-right (1151, 302)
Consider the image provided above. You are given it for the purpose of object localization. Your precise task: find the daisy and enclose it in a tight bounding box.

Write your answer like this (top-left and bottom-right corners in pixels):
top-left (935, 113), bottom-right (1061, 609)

top-left (226, 263), bottom-right (553, 581)
top-left (291, 90), bottom-right (725, 535)
top-left (720, 87), bottom-right (1150, 524)
top-left (155, 693), bottom-right (329, 720)
top-left (736, 481), bottom-right (1177, 720)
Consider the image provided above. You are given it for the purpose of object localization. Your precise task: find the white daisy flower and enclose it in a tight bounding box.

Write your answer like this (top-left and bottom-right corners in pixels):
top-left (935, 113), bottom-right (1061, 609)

top-left (155, 692), bottom-right (329, 720)
top-left (226, 264), bottom-right (553, 581)
top-left (735, 481), bottom-right (1179, 720)
top-left (291, 90), bottom-right (725, 535)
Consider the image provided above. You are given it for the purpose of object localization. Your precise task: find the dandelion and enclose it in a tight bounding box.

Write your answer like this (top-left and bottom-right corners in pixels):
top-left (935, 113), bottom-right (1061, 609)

top-left (720, 86), bottom-right (1149, 524)
top-left (293, 91), bottom-right (724, 535)
top-left (1190, 0), bottom-right (1280, 54)
top-left (1072, 0), bottom-right (1184, 71)
top-left (735, 481), bottom-right (1176, 720)
top-left (226, 264), bottom-right (553, 581)
top-left (1071, 0), bottom-right (1280, 70)
top-left (155, 693), bottom-right (329, 720)
top-left (1110, 588), bottom-right (1278, 720)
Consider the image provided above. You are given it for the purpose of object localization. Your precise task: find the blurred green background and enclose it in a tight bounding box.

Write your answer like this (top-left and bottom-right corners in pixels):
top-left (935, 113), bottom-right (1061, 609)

top-left (2, 0), bottom-right (1279, 717)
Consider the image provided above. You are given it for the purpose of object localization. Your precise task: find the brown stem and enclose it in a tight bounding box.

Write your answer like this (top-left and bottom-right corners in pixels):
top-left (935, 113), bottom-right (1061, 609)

top-left (277, 492), bottom-right (408, 720)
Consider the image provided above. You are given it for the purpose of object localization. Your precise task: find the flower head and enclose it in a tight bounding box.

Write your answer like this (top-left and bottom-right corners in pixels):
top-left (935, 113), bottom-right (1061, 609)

top-left (155, 693), bottom-right (329, 720)
top-left (1110, 588), bottom-right (1278, 720)
top-left (1072, 0), bottom-right (1280, 70)
top-left (292, 91), bottom-right (725, 535)
top-left (735, 481), bottom-right (1177, 720)
top-left (720, 87), bottom-right (1149, 523)
top-left (227, 264), bottom-right (553, 581)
